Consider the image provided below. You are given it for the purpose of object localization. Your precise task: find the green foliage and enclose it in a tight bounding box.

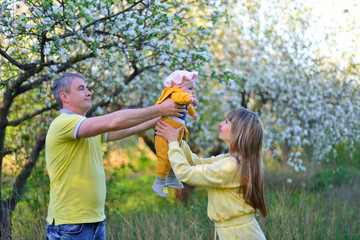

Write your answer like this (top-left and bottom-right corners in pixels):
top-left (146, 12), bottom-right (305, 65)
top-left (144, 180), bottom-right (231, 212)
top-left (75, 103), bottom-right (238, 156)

top-left (10, 138), bottom-right (360, 239)
top-left (10, 158), bottom-right (49, 239)
top-left (1, 1), bottom-right (227, 235)
top-left (10, 159), bottom-right (360, 239)
top-left (106, 197), bottom-right (213, 240)
top-left (326, 142), bottom-right (360, 168)
top-left (306, 143), bottom-right (360, 191)
top-left (260, 178), bottom-right (360, 240)
top-left (104, 152), bottom-right (174, 213)
top-left (309, 166), bottom-right (355, 191)
top-left (2, 0), bottom-right (360, 237)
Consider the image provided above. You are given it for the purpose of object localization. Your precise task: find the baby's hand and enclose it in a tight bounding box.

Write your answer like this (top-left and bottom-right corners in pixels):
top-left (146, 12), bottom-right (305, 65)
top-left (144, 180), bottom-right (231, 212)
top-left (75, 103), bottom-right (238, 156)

top-left (192, 113), bottom-right (198, 120)
top-left (189, 97), bottom-right (198, 107)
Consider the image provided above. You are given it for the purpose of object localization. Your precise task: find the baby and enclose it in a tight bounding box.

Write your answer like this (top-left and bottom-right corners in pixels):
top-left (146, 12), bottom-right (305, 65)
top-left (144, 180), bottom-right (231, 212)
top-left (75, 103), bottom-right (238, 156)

top-left (152, 70), bottom-right (198, 197)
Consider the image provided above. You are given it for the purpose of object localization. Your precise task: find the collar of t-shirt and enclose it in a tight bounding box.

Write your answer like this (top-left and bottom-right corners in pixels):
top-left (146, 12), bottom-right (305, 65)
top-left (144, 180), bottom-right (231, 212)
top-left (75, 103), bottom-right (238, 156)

top-left (60, 109), bottom-right (78, 115)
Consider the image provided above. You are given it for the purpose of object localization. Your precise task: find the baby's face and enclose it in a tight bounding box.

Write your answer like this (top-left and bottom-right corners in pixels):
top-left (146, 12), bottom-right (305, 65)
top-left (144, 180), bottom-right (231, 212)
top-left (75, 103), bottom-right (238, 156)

top-left (179, 81), bottom-right (195, 95)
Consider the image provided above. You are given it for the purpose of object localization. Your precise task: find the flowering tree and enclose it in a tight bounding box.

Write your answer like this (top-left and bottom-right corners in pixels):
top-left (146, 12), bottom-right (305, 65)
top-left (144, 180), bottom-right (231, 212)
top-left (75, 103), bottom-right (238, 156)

top-left (1, 0), bottom-right (359, 238)
top-left (206, 0), bottom-right (360, 171)
top-left (0, 0), bottom-right (224, 237)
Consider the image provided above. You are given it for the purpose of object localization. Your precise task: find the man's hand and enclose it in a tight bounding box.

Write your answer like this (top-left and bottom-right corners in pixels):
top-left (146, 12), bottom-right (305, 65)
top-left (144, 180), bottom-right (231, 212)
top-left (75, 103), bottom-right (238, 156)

top-left (157, 98), bottom-right (185, 117)
top-left (189, 97), bottom-right (198, 107)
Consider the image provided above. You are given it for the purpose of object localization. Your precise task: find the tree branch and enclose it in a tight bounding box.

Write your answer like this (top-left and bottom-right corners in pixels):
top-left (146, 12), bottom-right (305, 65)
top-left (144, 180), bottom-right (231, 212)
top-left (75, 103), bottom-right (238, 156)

top-left (14, 75), bottom-right (50, 97)
top-left (56, 52), bottom-right (95, 73)
top-left (87, 65), bottom-right (153, 115)
top-left (58, 1), bottom-right (143, 39)
top-left (1, 71), bottom-right (51, 129)
top-left (6, 133), bottom-right (46, 212)
top-left (0, 48), bottom-right (36, 71)
top-left (6, 63), bottom-right (49, 95)
top-left (7, 105), bottom-right (56, 127)
top-left (1, 143), bottom-right (26, 158)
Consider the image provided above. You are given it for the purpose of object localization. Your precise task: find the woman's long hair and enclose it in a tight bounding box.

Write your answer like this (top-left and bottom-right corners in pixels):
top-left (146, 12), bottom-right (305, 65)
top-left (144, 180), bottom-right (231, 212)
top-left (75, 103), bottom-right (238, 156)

top-left (227, 109), bottom-right (267, 217)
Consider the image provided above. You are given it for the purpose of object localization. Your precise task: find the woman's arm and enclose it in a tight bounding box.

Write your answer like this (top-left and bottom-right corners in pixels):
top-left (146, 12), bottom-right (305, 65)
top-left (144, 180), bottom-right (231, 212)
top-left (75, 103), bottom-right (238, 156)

top-left (168, 142), bottom-right (239, 188)
top-left (156, 121), bottom-right (222, 166)
top-left (179, 140), bottom-right (228, 166)
top-left (155, 120), bottom-right (238, 188)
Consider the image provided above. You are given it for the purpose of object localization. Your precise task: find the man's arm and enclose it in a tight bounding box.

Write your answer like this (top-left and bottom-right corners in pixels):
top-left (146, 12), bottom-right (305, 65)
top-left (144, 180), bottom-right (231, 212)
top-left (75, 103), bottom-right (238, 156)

top-left (77, 98), bottom-right (183, 138)
top-left (107, 117), bottom-right (159, 141)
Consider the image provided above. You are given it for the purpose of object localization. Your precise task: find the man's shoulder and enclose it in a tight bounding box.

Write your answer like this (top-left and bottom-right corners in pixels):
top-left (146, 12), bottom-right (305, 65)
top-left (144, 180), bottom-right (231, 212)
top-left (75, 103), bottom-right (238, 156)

top-left (51, 113), bottom-right (83, 123)
top-left (47, 113), bottom-right (87, 143)
top-left (48, 113), bottom-right (85, 134)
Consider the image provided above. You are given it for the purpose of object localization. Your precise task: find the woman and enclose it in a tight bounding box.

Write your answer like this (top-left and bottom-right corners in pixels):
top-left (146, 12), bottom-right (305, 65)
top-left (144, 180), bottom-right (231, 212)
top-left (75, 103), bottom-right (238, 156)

top-left (155, 108), bottom-right (267, 240)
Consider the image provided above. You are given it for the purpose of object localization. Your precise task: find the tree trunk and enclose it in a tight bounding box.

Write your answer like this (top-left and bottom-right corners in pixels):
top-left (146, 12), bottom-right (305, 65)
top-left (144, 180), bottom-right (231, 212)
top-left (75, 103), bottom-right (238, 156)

top-left (0, 201), bottom-right (12, 240)
top-left (176, 183), bottom-right (195, 203)
top-left (138, 132), bottom-right (155, 153)
top-left (0, 120), bottom-right (8, 240)
top-left (281, 141), bottom-right (292, 170)
top-left (0, 133), bottom-right (46, 240)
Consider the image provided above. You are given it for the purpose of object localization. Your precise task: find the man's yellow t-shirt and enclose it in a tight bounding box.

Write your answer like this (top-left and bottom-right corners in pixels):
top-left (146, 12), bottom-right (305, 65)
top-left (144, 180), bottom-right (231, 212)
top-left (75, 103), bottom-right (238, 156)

top-left (45, 109), bottom-right (107, 225)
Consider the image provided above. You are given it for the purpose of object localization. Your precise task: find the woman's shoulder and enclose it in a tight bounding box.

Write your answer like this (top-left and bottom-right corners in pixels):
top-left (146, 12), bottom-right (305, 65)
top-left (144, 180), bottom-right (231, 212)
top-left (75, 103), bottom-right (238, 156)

top-left (214, 154), bottom-right (238, 174)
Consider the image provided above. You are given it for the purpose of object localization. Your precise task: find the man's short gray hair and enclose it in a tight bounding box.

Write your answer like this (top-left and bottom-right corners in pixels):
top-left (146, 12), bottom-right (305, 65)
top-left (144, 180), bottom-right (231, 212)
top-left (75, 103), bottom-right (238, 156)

top-left (51, 73), bottom-right (85, 108)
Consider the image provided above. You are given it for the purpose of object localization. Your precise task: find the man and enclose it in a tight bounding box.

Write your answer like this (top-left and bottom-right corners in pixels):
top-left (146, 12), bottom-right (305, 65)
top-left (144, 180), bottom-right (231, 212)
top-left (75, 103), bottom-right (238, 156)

top-left (45, 73), bottom-right (184, 239)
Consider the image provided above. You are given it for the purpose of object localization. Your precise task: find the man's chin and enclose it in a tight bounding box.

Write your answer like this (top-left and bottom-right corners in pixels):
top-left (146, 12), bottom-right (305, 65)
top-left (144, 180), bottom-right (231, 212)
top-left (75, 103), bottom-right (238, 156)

top-left (83, 103), bottom-right (92, 110)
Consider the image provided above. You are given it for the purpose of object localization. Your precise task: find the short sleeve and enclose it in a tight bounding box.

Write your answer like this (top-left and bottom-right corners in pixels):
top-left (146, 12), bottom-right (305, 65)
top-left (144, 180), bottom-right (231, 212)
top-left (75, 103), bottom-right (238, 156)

top-left (51, 114), bottom-right (86, 140)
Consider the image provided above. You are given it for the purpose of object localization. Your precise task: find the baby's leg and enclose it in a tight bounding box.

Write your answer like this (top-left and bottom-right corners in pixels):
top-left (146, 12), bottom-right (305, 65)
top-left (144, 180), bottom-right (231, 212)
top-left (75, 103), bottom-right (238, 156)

top-left (155, 135), bottom-right (171, 178)
top-left (153, 135), bottom-right (171, 197)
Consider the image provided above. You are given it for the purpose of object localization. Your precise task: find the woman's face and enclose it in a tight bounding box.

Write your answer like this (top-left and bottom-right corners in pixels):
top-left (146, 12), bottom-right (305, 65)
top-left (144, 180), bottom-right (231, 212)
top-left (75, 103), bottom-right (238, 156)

top-left (219, 118), bottom-right (232, 145)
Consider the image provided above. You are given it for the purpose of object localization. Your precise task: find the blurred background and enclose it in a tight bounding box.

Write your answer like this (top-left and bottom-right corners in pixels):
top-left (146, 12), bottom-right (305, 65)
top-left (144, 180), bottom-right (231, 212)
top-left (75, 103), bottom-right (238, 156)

top-left (1, 0), bottom-right (359, 239)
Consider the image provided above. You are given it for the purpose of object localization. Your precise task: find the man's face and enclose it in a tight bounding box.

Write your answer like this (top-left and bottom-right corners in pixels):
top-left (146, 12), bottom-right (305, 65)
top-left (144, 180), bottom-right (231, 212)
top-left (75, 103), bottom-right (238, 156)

top-left (64, 77), bottom-right (92, 113)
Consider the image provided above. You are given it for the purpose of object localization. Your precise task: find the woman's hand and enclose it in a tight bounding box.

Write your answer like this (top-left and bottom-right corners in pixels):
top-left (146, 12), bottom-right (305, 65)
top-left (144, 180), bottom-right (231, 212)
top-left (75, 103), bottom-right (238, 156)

top-left (156, 120), bottom-right (184, 143)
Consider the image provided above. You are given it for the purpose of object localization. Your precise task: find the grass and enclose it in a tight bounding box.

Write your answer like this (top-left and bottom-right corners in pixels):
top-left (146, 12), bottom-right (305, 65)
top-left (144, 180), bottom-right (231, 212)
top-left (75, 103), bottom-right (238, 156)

top-left (106, 199), bottom-right (213, 240)
top-left (10, 152), bottom-right (360, 239)
top-left (260, 165), bottom-right (360, 240)
top-left (260, 182), bottom-right (360, 239)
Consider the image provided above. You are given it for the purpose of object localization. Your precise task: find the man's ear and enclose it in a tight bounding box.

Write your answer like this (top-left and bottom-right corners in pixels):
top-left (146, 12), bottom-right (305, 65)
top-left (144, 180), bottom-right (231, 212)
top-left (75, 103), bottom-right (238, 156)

top-left (59, 92), bottom-right (69, 104)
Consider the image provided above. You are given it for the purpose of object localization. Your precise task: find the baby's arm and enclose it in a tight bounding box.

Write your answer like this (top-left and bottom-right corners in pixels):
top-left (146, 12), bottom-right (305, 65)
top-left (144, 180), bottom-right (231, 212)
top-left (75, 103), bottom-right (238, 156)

top-left (188, 105), bottom-right (198, 120)
top-left (189, 97), bottom-right (198, 107)
top-left (170, 92), bottom-right (199, 120)
top-left (171, 92), bottom-right (193, 104)
top-left (171, 92), bottom-right (198, 106)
